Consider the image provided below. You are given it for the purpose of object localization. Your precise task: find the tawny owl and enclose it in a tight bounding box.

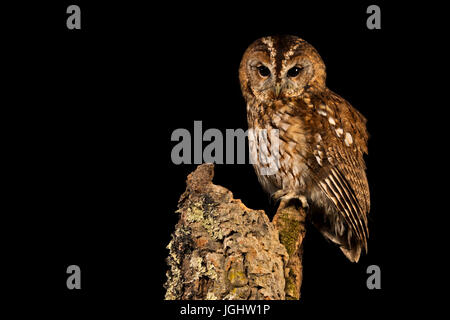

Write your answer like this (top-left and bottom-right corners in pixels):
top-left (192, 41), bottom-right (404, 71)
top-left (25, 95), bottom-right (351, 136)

top-left (239, 35), bottom-right (370, 262)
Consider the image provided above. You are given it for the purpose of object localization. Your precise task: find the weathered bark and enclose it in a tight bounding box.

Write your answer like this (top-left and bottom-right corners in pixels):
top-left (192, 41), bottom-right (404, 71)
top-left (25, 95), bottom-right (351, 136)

top-left (164, 164), bottom-right (305, 300)
top-left (273, 203), bottom-right (306, 300)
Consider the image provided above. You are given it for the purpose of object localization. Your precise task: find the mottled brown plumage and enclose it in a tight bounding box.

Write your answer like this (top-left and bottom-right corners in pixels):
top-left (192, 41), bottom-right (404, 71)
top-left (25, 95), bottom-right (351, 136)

top-left (239, 35), bottom-right (370, 262)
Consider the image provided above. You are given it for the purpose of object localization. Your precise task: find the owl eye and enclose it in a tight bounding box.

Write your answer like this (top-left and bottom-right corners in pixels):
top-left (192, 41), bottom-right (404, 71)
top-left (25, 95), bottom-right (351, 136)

top-left (257, 65), bottom-right (271, 77)
top-left (287, 66), bottom-right (303, 77)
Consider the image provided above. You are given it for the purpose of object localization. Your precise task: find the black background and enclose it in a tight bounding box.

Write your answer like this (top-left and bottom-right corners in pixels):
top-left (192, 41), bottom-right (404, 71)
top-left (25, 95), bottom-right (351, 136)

top-left (5, 0), bottom-right (431, 317)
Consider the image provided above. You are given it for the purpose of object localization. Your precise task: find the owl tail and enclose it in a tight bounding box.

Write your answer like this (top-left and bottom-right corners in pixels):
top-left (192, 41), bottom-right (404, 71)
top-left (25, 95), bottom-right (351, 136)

top-left (318, 228), bottom-right (362, 263)
top-left (311, 210), bottom-right (363, 263)
top-left (339, 243), bottom-right (361, 263)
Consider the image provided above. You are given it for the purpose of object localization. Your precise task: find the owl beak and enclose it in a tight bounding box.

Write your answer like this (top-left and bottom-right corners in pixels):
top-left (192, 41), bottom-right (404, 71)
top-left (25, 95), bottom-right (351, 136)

top-left (274, 84), bottom-right (282, 98)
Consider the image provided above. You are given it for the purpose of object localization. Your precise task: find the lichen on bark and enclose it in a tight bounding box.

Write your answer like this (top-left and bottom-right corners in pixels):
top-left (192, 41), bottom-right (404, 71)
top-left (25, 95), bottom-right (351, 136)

top-left (164, 164), bottom-right (305, 300)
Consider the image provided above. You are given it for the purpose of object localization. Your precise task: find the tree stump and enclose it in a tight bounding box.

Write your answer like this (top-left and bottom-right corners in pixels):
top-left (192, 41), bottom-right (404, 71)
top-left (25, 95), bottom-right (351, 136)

top-left (164, 164), bottom-right (306, 300)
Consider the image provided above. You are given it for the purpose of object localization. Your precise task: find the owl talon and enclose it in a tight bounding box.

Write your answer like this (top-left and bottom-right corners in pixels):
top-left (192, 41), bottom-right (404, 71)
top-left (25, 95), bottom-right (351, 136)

top-left (275, 191), bottom-right (309, 210)
top-left (273, 190), bottom-right (287, 200)
top-left (297, 195), bottom-right (309, 209)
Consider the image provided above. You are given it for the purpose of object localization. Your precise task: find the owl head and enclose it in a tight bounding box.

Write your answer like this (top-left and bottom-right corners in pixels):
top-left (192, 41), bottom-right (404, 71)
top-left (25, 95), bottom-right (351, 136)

top-left (239, 35), bottom-right (326, 103)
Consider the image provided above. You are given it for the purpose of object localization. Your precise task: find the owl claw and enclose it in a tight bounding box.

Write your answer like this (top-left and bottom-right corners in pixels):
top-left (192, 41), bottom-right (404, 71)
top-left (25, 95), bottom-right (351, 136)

top-left (297, 195), bottom-right (309, 209)
top-left (273, 190), bottom-right (287, 200)
top-left (274, 191), bottom-right (309, 209)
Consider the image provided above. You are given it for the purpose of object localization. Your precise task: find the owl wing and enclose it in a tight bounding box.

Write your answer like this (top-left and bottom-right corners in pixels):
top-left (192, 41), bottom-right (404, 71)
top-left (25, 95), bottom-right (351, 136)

top-left (306, 90), bottom-right (370, 252)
